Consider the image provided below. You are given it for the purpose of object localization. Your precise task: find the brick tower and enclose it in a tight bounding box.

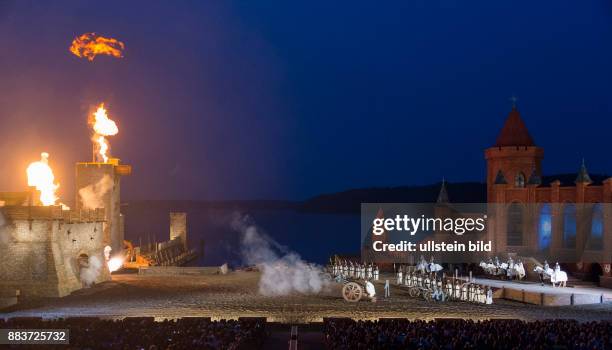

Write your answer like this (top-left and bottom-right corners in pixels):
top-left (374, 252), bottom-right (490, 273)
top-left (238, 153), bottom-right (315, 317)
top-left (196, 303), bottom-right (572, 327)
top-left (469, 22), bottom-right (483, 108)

top-left (485, 104), bottom-right (543, 203)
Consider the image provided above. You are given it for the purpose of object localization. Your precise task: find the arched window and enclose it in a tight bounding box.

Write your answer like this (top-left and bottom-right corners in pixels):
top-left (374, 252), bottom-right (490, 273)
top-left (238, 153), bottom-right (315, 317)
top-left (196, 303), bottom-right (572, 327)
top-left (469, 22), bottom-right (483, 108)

top-left (589, 203), bottom-right (603, 250)
top-left (563, 203), bottom-right (576, 248)
top-left (514, 172), bottom-right (526, 188)
top-left (507, 202), bottom-right (523, 246)
top-left (538, 204), bottom-right (552, 250)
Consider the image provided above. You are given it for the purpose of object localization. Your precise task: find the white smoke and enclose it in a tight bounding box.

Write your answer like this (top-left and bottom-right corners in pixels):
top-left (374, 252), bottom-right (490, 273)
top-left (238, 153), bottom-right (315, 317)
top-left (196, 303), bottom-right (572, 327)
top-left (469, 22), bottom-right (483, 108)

top-left (104, 245), bottom-right (112, 260)
top-left (232, 213), bottom-right (329, 296)
top-left (80, 255), bottom-right (103, 287)
top-left (78, 175), bottom-right (113, 210)
top-left (0, 210), bottom-right (11, 244)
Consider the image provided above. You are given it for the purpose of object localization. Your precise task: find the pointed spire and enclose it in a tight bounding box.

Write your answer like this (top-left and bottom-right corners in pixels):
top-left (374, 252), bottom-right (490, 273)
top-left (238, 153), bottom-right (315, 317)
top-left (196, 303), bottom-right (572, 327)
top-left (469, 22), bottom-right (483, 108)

top-left (527, 167), bottom-right (541, 185)
top-left (494, 104), bottom-right (536, 147)
top-left (509, 95), bottom-right (518, 110)
top-left (494, 170), bottom-right (508, 184)
top-left (575, 158), bottom-right (593, 184)
top-left (436, 177), bottom-right (450, 203)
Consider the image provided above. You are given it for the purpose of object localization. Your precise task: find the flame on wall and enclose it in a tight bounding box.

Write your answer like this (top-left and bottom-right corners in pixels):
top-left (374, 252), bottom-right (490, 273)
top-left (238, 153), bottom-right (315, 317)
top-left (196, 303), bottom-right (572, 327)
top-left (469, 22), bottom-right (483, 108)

top-left (69, 33), bottom-right (125, 61)
top-left (26, 152), bottom-right (59, 206)
top-left (91, 104), bottom-right (118, 162)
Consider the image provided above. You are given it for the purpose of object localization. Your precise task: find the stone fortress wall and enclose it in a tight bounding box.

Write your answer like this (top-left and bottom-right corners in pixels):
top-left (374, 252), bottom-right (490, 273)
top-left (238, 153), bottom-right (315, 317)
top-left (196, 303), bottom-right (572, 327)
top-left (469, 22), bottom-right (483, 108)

top-left (0, 205), bottom-right (108, 298)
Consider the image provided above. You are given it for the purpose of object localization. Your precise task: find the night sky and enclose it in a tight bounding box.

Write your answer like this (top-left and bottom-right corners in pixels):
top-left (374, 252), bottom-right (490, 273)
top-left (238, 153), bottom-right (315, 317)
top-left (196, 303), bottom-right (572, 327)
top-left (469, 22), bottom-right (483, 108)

top-left (1, 1), bottom-right (611, 202)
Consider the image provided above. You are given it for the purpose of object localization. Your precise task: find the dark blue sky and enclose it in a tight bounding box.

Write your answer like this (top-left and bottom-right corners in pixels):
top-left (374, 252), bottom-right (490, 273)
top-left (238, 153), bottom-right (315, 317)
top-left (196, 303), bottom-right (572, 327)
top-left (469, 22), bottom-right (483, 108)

top-left (0, 1), bottom-right (611, 202)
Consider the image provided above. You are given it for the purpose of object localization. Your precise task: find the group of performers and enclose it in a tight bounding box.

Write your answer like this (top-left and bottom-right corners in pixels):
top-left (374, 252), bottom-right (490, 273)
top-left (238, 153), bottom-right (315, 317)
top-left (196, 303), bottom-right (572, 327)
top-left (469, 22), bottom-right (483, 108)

top-left (398, 269), bottom-right (493, 304)
top-left (330, 257), bottom-right (493, 305)
top-left (480, 256), bottom-right (526, 280)
top-left (331, 260), bottom-right (380, 281)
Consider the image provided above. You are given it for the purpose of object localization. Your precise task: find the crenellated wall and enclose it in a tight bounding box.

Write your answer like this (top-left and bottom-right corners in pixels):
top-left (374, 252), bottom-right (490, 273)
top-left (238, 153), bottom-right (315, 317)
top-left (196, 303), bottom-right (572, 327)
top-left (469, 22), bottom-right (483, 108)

top-left (0, 206), bottom-right (109, 298)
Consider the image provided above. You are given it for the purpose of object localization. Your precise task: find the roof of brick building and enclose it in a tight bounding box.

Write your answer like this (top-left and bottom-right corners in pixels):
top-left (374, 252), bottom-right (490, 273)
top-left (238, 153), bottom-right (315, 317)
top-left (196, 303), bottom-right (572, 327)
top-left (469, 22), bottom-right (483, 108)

top-left (495, 106), bottom-right (536, 147)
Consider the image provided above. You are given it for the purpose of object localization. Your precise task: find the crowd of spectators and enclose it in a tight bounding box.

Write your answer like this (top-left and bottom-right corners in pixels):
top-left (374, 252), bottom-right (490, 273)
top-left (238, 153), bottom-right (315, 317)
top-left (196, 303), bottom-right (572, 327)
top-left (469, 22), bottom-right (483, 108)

top-left (324, 318), bottom-right (611, 349)
top-left (0, 317), bottom-right (266, 349)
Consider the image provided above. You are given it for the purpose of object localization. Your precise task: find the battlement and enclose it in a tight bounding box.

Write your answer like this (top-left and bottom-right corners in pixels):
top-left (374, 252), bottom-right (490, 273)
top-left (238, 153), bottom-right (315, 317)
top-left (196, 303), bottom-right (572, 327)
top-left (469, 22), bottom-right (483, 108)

top-left (484, 145), bottom-right (543, 159)
top-left (76, 158), bottom-right (132, 176)
top-left (1, 206), bottom-right (105, 223)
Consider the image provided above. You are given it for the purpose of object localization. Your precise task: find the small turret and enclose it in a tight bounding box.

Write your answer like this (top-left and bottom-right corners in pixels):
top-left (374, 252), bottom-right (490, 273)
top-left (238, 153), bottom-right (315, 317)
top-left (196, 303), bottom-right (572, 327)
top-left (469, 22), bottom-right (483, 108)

top-left (575, 159), bottom-right (593, 185)
top-left (436, 178), bottom-right (450, 204)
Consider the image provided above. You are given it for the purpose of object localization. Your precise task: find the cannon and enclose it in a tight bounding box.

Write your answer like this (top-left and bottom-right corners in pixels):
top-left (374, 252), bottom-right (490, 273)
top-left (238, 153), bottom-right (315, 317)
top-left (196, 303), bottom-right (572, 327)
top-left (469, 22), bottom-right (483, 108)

top-left (408, 285), bottom-right (433, 302)
top-left (342, 281), bottom-right (364, 302)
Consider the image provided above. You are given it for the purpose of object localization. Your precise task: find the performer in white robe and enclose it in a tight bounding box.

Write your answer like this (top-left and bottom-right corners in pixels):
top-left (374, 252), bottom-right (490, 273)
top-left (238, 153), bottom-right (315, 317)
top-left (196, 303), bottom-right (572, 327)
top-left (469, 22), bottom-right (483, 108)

top-left (384, 279), bottom-right (390, 298)
top-left (461, 284), bottom-right (468, 301)
top-left (445, 281), bottom-right (453, 299)
top-left (486, 287), bottom-right (493, 304)
top-left (373, 265), bottom-right (379, 281)
top-left (365, 280), bottom-right (376, 302)
top-left (397, 268), bottom-right (403, 285)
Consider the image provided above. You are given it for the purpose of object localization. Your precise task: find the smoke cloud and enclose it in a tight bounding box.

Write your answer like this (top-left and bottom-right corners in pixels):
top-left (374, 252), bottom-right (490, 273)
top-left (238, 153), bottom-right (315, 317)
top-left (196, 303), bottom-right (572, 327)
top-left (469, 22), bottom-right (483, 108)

top-left (232, 213), bottom-right (329, 296)
top-left (78, 175), bottom-right (113, 210)
top-left (0, 210), bottom-right (11, 244)
top-left (80, 255), bottom-right (103, 287)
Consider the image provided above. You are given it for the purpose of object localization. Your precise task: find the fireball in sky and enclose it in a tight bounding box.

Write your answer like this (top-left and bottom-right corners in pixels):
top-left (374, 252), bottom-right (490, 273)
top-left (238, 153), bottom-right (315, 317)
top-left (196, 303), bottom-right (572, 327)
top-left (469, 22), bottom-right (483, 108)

top-left (26, 152), bottom-right (59, 206)
top-left (69, 32), bottom-right (125, 61)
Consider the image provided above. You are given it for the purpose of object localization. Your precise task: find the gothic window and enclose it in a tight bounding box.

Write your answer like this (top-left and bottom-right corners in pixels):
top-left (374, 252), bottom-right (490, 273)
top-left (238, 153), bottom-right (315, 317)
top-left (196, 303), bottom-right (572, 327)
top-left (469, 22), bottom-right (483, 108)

top-left (507, 202), bottom-right (523, 246)
top-left (514, 172), bottom-right (526, 188)
top-left (563, 203), bottom-right (577, 248)
top-left (589, 203), bottom-right (603, 250)
top-left (538, 204), bottom-right (552, 250)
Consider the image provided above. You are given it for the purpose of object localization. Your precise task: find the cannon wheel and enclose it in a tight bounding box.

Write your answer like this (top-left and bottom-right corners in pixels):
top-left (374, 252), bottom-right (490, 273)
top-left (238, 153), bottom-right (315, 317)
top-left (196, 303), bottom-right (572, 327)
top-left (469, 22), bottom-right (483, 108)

top-left (342, 282), bottom-right (363, 302)
top-left (409, 287), bottom-right (420, 298)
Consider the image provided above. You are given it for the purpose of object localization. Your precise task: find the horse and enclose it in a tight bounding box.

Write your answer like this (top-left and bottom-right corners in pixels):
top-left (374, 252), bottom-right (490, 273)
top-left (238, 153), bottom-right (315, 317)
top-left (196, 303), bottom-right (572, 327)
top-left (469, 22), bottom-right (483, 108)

top-left (533, 266), bottom-right (567, 287)
top-left (479, 261), bottom-right (496, 275)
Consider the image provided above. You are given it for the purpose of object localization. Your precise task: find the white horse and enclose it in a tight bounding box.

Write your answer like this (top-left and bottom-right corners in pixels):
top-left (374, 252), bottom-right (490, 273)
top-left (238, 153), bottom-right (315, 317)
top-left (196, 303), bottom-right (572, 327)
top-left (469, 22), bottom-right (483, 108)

top-left (506, 262), bottom-right (526, 280)
top-left (416, 261), bottom-right (428, 274)
top-left (480, 261), bottom-right (509, 277)
top-left (428, 263), bottom-right (443, 273)
top-left (417, 261), bottom-right (443, 274)
top-left (533, 266), bottom-right (567, 287)
top-left (479, 261), bottom-right (496, 275)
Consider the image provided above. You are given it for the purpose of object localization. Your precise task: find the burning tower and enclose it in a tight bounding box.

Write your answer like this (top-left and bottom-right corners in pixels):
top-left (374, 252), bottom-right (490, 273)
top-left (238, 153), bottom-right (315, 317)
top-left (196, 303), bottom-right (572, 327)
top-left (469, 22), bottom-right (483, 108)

top-left (76, 104), bottom-right (131, 254)
top-left (75, 158), bottom-right (131, 254)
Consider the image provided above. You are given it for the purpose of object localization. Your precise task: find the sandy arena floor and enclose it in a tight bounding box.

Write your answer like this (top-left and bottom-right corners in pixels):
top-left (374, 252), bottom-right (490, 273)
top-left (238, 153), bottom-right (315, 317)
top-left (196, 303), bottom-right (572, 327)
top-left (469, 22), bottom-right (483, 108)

top-left (2, 271), bottom-right (611, 323)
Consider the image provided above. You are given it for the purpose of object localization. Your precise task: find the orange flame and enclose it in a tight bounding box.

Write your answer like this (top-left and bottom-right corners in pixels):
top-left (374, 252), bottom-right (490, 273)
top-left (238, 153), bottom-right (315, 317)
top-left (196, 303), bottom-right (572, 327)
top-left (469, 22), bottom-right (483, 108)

top-left (107, 256), bottom-right (124, 272)
top-left (91, 104), bottom-right (118, 163)
top-left (70, 33), bottom-right (125, 61)
top-left (26, 152), bottom-right (59, 206)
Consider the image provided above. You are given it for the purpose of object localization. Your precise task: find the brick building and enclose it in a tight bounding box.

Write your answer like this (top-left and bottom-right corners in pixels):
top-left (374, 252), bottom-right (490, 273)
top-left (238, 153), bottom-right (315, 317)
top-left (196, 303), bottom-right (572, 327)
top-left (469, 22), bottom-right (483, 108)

top-left (485, 105), bottom-right (612, 286)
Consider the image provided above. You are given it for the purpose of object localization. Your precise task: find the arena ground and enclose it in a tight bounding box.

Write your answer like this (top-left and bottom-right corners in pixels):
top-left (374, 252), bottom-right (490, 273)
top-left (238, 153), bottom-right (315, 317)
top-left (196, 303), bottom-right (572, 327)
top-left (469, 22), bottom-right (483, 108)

top-left (1, 271), bottom-right (611, 323)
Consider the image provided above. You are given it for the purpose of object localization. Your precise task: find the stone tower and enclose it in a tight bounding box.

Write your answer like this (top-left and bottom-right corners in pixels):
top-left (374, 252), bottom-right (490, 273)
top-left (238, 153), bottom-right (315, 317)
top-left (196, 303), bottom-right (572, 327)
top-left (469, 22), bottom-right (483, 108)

top-left (169, 212), bottom-right (187, 248)
top-left (484, 105), bottom-right (543, 203)
top-left (75, 158), bottom-right (131, 254)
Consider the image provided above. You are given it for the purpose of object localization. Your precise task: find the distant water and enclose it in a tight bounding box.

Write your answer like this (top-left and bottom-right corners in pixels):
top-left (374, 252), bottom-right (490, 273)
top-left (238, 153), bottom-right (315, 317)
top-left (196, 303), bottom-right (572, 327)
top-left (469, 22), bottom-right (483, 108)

top-left (123, 205), bottom-right (360, 266)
